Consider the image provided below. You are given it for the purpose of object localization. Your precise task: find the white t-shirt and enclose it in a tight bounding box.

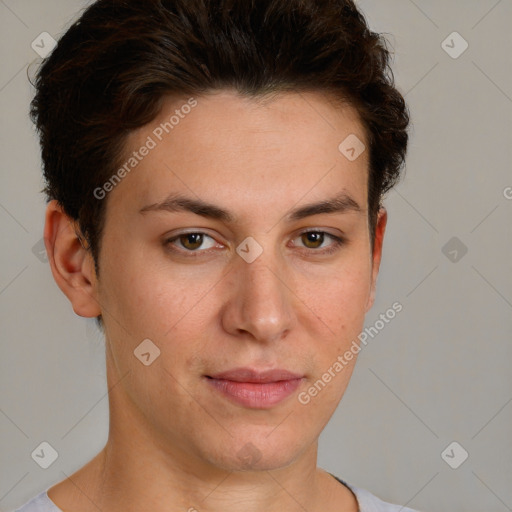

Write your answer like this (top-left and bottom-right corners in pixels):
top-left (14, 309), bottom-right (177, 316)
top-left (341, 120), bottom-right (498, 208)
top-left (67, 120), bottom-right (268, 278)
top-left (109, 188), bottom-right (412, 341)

top-left (11, 477), bottom-right (421, 512)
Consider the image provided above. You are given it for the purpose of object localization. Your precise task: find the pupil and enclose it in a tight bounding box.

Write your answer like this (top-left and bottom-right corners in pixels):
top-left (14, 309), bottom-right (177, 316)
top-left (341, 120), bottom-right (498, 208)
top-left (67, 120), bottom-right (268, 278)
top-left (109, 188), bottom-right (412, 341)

top-left (184, 233), bottom-right (202, 249)
top-left (304, 232), bottom-right (323, 248)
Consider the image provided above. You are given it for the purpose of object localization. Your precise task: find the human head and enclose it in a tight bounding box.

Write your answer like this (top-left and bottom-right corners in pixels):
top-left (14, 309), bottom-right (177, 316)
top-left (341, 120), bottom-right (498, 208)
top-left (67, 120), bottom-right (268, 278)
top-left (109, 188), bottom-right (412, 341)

top-left (31, 0), bottom-right (409, 277)
top-left (32, 0), bottom-right (411, 479)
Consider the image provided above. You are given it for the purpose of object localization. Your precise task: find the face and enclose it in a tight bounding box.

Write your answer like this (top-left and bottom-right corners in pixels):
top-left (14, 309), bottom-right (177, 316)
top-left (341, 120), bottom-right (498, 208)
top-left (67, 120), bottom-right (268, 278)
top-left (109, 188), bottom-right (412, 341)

top-left (76, 90), bottom-right (386, 472)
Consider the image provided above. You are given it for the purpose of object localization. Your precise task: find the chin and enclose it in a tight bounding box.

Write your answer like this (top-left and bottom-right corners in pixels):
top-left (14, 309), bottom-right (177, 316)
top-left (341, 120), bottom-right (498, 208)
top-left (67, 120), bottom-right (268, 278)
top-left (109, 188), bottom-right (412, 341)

top-left (203, 435), bottom-right (304, 473)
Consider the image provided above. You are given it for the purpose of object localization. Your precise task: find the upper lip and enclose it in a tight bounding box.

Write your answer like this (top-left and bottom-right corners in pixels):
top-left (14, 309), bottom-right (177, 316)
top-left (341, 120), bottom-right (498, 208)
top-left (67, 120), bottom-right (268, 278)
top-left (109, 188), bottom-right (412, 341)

top-left (207, 368), bottom-right (303, 383)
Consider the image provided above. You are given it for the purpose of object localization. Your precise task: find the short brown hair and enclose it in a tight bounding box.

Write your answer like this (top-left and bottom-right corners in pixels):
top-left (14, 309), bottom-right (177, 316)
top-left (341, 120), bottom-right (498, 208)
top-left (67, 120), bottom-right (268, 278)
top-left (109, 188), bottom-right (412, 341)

top-left (30, 0), bottom-right (410, 272)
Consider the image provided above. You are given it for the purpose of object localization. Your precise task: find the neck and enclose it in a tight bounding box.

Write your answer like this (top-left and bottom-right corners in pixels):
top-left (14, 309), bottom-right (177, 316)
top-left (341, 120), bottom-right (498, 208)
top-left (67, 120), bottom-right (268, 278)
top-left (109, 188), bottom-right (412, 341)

top-left (94, 415), bottom-right (325, 512)
top-left (48, 358), bottom-right (357, 512)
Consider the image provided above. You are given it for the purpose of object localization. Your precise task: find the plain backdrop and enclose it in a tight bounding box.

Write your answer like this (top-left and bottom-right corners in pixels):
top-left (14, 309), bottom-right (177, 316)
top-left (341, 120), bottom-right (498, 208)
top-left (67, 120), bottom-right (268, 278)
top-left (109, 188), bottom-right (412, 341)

top-left (1, 1), bottom-right (511, 511)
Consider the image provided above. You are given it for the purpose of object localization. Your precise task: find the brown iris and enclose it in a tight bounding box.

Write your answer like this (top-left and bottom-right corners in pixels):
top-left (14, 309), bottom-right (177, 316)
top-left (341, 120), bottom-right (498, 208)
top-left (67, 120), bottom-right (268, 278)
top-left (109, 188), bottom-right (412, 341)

top-left (178, 233), bottom-right (204, 250)
top-left (301, 232), bottom-right (324, 249)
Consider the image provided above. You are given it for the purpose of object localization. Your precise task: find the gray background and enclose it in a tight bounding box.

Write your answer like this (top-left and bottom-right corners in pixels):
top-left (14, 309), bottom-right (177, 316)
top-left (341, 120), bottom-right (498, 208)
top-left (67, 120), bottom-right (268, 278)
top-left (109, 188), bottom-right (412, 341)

top-left (1, 1), bottom-right (511, 511)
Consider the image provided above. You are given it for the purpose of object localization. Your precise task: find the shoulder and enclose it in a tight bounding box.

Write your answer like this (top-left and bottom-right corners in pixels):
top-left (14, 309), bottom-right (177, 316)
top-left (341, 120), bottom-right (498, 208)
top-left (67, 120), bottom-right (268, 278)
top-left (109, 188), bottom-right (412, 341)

top-left (9, 490), bottom-right (62, 512)
top-left (335, 476), bottom-right (422, 512)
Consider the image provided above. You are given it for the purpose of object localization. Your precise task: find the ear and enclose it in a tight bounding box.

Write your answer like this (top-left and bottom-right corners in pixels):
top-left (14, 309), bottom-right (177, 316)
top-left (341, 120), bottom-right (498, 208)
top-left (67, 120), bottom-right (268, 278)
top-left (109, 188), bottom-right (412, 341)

top-left (365, 206), bottom-right (387, 313)
top-left (44, 200), bottom-right (101, 318)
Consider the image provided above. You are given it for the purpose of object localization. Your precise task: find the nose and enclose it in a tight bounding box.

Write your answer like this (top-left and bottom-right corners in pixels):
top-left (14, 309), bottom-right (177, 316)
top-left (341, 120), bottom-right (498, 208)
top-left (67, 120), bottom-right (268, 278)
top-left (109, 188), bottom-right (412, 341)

top-left (220, 248), bottom-right (296, 344)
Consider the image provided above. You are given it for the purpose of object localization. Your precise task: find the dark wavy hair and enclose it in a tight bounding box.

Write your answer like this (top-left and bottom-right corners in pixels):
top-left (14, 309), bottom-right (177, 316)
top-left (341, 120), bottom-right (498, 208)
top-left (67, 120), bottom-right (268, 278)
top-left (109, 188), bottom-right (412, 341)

top-left (30, 0), bottom-right (410, 272)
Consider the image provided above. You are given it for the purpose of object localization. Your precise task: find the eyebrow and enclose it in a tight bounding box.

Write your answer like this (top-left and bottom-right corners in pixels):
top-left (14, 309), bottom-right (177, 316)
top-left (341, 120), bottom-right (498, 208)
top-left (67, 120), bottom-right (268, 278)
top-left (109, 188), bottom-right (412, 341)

top-left (139, 191), bottom-right (363, 223)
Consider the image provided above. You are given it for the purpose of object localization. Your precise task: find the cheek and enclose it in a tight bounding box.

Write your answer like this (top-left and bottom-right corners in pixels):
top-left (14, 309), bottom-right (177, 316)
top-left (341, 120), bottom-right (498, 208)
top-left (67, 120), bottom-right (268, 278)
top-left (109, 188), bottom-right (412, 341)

top-left (309, 264), bottom-right (371, 331)
top-left (99, 245), bottom-right (204, 329)
top-left (98, 234), bottom-right (372, 359)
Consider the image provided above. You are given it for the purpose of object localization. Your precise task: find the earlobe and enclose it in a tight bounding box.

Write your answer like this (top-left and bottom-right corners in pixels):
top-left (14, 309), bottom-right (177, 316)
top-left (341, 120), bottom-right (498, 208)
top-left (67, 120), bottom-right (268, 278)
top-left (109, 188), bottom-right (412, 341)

top-left (44, 200), bottom-right (101, 318)
top-left (365, 206), bottom-right (387, 313)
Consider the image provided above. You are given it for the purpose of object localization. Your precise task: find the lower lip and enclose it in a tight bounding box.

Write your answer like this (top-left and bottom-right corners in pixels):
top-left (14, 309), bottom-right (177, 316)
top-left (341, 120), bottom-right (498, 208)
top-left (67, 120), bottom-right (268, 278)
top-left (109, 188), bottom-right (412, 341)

top-left (206, 377), bottom-right (302, 408)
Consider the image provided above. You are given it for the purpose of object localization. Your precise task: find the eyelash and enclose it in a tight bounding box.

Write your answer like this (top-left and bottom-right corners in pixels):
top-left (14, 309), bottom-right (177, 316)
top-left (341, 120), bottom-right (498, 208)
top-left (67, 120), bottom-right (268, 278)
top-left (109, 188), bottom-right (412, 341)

top-left (163, 230), bottom-right (345, 257)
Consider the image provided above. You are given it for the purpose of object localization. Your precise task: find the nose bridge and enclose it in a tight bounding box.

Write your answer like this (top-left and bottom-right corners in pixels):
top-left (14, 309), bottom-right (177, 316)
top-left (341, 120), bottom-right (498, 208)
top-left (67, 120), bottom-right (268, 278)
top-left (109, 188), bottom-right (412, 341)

top-left (223, 242), bottom-right (295, 342)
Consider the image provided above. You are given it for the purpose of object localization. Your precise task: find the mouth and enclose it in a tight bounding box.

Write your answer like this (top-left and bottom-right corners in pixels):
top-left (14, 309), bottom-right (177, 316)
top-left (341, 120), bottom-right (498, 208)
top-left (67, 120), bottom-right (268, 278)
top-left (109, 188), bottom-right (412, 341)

top-left (205, 368), bottom-right (304, 409)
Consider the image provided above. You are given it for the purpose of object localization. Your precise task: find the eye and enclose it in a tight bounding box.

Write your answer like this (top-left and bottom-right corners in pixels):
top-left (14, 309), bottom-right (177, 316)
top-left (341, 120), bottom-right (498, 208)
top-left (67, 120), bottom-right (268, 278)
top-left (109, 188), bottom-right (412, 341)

top-left (293, 230), bottom-right (345, 255)
top-left (164, 229), bottom-right (345, 258)
top-left (164, 232), bottom-right (219, 254)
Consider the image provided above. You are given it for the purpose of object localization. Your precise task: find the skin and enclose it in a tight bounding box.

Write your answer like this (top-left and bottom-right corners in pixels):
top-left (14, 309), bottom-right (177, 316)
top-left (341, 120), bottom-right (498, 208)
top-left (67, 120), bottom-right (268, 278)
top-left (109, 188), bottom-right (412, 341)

top-left (44, 89), bottom-right (387, 512)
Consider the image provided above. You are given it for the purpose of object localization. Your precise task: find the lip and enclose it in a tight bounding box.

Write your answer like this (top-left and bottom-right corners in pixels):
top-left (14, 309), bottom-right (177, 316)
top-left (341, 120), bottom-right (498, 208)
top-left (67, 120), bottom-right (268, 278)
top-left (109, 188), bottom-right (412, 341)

top-left (205, 368), bottom-right (304, 408)
top-left (208, 368), bottom-right (303, 383)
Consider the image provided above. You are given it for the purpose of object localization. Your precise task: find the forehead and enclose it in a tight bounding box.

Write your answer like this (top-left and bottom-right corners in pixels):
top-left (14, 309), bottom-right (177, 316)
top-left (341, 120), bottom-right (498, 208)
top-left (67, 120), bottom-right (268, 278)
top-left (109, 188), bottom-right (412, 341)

top-left (148, 89), bottom-right (366, 149)
top-left (109, 89), bottom-right (369, 218)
